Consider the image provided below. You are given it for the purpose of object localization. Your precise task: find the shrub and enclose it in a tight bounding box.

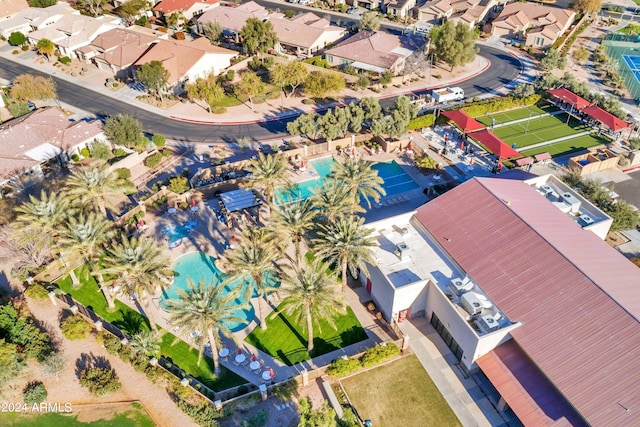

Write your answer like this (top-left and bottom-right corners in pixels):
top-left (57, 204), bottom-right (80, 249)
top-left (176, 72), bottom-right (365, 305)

top-left (144, 152), bottom-right (163, 169)
top-left (79, 366), bottom-right (122, 396)
top-left (211, 106), bottom-right (227, 114)
top-left (21, 45), bottom-right (29, 51)
top-left (461, 94), bottom-right (542, 118)
top-left (226, 69), bottom-right (235, 81)
top-left (327, 343), bottom-right (400, 377)
top-left (113, 148), bottom-right (127, 158)
top-left (23, 382), bottom-right (47, 405)
top-left (24, 283), bottom-right (49, 300)
top-left (161, 148), bottom-right (172, 157)
top-left (12, 49), bottom-right (19, 54)
top-left (71, 153), bottom-right (80, 162)
top-left (8, 102), bottom-right (30, 118)
top-left (114, 167), bottom-right (131, 180)
top-left (59, 56), bottom-right (71, 65)
top-left (175, 400), bottom-right (222, 426)
top-left (80, 147), bottom-right (90, 158)
top-left (8, 32), bottom-right (26, 46)
top-left (96, 331), bottom-right (122, 355)
top-left (408, 113), bottom-right (435, 130)
top-left (152, 134), bottom-right (166, 148)
top-left (326, 356), bottom-right (360, 377)
top-left (41, 352), bottom-right (65, 381)
top-left (60, 315), bottom-right (92, 340)
top-left (91, 141), bottom-right (112, 160)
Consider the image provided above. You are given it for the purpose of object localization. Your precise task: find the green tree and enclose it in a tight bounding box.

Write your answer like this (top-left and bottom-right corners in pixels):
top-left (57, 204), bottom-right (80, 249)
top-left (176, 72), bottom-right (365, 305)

top-left (271, 198), bottom-right (316, 263)
top-left (130, 331), bottom-right (160, 357)
top-left (202, 21), bottom-right (223, 45)
top-left (246, 152), bottom-right (289, 204)
top-left (59, 211), bottom-right (115, 303)
top-left (78, 0), bottom-right (106, 16)
top-left (66, 166), bottom-right (124, 218)
top-left (298, 397), bottom-right (338, 427)
top-left (222, 228), bottom-right (280, 330)
top-left (570, 0), bottom-right (602, 15)
top-left (271, 62), bottom-right (309, 97)
top-left (28, 0), bottom-right (57, 7)
top-left (91, 141), bottom-right (112, 160)
top-left (165, 10), bottom-right (186, 29)
top-left (358, 11), bottom-right (381, 31)
top-left (287, 113), bottom-right (318, 139)
top-left (347, 103), bottom-right (365, 133)
top-left (309, 180), bottom-right (364, 223)
top-left (236, 72), bottom-right (265, 112)
top-left (41, 352), bottom-right (65, 382)
top-left (304, 71), bottom-right (345, 98)
top-left (9, 74), bottom-right (57, 101)
top-left (8, 32), bottom-right (26, 46)
top-left (359, 96), bottom-right (383, 123)
top-left (185, 73), bottom-right (225, 112)
top-left (79, 366), bottom-right (121, 396)
top-left (35, 39), bottom-right (55, 61)
top-left (0, 339), bottom-right (23, 383)
top-left (607, 200), bottom-right (640, 232)
top-left (23, 382), bottom-right (47, 405)
top-left (318, 109), bottom-right (341, 142)
top-left (330, 158), bottom-right (385, 209)
top-left (356, 75), bottom-right (370, 92)
top-left (98, 236), bottom-right (172, 333)
top-left (136, 61), bottom-right (169, 101)
top-left (313, 216), bottom-right (377, 294)
top-left (572, 47), bottom-right (590, 65)
top-left (430, 21), bottom-right (478, 71)
top-left (379, 70), bottom-right (393, 87)
top-left (60, 315), bottom-right (92, 340)
top-left (280, 259), bottom-right (342, 352)
top-left (540, 48), bottom-right (567, 72)
top-left (104, 113), bottom-right (145, 148)
top-left (512, 83), bottom-right (535, 99)
top-left (116, 0), bottom-right (149, 18)
top-left (388, 95), bottom-right (417, 138)
top-left (240, 18), bottom-right (278, 56)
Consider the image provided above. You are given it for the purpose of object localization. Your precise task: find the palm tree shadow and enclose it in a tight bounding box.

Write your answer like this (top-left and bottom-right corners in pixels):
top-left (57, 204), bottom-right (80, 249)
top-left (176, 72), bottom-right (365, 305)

top-left (274, 309), bottom-right (307, 349)
top-left (112, 309), bottom-right (149, 334)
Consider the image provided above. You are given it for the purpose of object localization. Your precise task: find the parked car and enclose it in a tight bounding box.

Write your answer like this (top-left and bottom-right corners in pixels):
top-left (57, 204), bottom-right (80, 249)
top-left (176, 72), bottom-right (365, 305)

top-left (347, 7), bottom-right (359, 14)
top-left (299, 0), bottom-right (311, 4)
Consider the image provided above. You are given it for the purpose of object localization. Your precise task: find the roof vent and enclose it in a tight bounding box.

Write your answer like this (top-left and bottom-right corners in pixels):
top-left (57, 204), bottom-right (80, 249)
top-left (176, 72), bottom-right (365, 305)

top-left (578, 214), bottom-right (594, 226)
top-left (394, 242), bottom-right (408, 260)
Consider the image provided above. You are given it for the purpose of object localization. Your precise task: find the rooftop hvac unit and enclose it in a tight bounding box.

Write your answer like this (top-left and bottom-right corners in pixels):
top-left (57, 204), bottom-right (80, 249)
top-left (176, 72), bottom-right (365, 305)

top-left (394, 242), bottom-right (408, 260)
top-left (449, 277), bottom-right (474, 296)
top-left (552, 201), bottom-right (572, 214)
top-left (578, 214), bottom-right (595, 226)
top-left (478, 315), bottom-right (500, 332)
top-left (560, 192), bottom-right (581, 213)
top-left (539, 184), bottom-right (553, 196)
top-left (461, 292), bottom-right (483, 315)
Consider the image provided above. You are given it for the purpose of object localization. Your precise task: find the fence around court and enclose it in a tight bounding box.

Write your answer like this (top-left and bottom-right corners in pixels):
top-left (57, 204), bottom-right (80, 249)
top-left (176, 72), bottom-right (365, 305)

top-left (603, 35), bottom-right (640, 101)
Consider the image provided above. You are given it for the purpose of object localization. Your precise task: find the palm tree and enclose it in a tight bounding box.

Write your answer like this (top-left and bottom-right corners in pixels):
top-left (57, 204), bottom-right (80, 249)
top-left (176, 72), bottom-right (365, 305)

top-left (97, 236), bottom-right (171, 333)
top-left (35, 39), bottom-right (55, 61)
top-left (309, 180), bottom-right (365, 223)
top-left (59, 211), bottom-right (115, 306)
top-left (279, 259), bottom-right (343, 352)
top-left (271, 198), bottom-right (316, 263)
top-left (164, 277), bottom-right (245, 375)
top-left (222, 227), bottom-right (280, 330)
top-left (245, 152), bottom-right (289, 205)
top-left (66, 166), bottom-right (124, 218)
top-left (13, 190), bottom-right (69, 256)
top-left (330, 158), bottom-right (385, 209)
top-left (130, 331), bottom-right (161, 357)
top-left (313, 216), bottom-right (378, 294)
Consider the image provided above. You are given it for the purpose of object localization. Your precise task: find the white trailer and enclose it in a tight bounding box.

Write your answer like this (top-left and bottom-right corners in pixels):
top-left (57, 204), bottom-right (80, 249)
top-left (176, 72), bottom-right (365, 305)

top-left (432, 87), bottom-right (464, 103)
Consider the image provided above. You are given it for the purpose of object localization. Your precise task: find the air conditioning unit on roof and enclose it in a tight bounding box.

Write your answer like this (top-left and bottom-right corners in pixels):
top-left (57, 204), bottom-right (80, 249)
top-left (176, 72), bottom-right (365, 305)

top-left (578, 214), bottom-right (595, 226)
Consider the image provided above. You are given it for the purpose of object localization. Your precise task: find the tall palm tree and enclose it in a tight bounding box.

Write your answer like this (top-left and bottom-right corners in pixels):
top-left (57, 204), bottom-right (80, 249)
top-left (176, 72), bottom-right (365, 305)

top-left (97, 236), bottom-right (171, 333)
top-left (271, 198), bottom-right (316, 263)
top-left (66, 166), bottom-right (124, 218)
top-left (245, 152), bottom-right (289, 205)
top-left (13, 190), bottom-right (69, 256)
top-left (222, 227), bottom-right (280, 330)
top-left (59, 211), bottom-right (115, 306)
top-left (309, 180), bottom-right (365, 223)
top-left (164, 277), bottom-right (245, 375)
top-left (130, 331), bottom-right (161, 357)
top-left (313, 216), bottom-right (378, 293)
top-left (279, 259), bottom-right (343, 352)
top-left (330, 158), bottom-right (386, 209)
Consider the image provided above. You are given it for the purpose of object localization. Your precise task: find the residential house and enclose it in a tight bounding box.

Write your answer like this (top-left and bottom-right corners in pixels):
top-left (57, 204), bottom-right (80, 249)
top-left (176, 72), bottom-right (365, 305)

top-left (269, 13), bottom-right (347, 58)
top-left (386, 0), bottom-right (417, 20)
top-left (324, 30), bottom-right (422, 75)
top-left (196, 1), bottom-right (269, 43)
top-left (417, 0), bottom-right (495, 28)
top-left (153, 0), bottom-right (220, 22)
top-left (77, 28), bottom-right (160, 78)
top-left (27, 14), bottom-right (120, 59)
top-left (133, 37), bottom-right (237, 89)
top-left (363, 174), bottom-right (640, 426)
top-left (0, 1), bottom-right (77, 38)
top-left (348, 0), bottom-right (385, 11)
top-left (0, 0), bottom-right (29, 21)
top-left (491, 3), bottom-right (575, 47)
top-left (0, 107), bottom-right (105, 195)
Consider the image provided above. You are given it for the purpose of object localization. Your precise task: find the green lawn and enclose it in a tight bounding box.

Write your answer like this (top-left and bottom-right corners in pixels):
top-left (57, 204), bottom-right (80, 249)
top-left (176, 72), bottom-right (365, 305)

top-left (475, 103), bottom-right (559, 125)
top-left (0, 402), bottom-right (155, 427)
top-left (56, 267), bottom-right (246, 391)
top-left (489, 114), bottom-right (590, 148)
top-left (520, 133), bottom-right (612, 157)
top-left (341, 355), bottom-right (461, 427)
top-left (245, 305), bottom-right (368, 366)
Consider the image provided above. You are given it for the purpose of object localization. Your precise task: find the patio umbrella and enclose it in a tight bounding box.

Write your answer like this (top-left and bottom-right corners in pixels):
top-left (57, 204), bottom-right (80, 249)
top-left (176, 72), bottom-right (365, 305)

top-left (192, 199), bottom-right (196, 207)
top-left (237, 348), bottom-right (242, 355)
top-left (269, 368), bottom-right (275, 378)
top-left (459, 141), bottom-right (465, 151)
top-left (251, 353), bottom-right (256, 361)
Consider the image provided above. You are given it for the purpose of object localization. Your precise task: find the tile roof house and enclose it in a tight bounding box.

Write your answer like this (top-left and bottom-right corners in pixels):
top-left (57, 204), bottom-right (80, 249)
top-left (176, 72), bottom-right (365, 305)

top-left (153, 0), bottom-right (220, 21)
top-left (133, 37), bottom-right (237, 88)
top-left (0, 0), bottom-right (29, 20)
top-left (77, 28), bottom-right (160, 78)
top-left (27, 13), bottom-right (120, 59)
top-left (350, 0), bottom-right (386, 12)
top-left (324, 30), bottom-right (422, 75)
top-left (417, 0), bottom-right (495, 28)
top-left (0, 1), bottom-right (77, 38)
top-left (363, 175), bottom-right (640, 426)
top-left (0, 107), bottom-right (105, 193)
top-left (196, 1), bottom-right (269, 43)
top-left (269, 13), bottom-right (347, 58)
top-left (491, 3), bottom-right (575, 47)
top-left (385, 0), bottom-right (417, 19)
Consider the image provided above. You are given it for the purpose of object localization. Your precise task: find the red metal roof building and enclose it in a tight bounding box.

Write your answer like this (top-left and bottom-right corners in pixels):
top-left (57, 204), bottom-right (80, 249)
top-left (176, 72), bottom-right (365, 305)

top-left (469, 129), bottom-right (522, 159)
top-left (582, 105), bottom-right (630, 132)
top-left (441, 110), bottom-right (486, 132)
top-left (413, 177), bottom-right (640, 426)
top-left (547, 88), bottom-right (590, 110)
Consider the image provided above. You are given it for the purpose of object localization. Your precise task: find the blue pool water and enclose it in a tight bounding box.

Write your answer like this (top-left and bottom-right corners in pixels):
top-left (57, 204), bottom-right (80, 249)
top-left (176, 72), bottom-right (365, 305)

top-left (276, 157), bottom-right (418, 202)
top-left (162, 221), bottom-right (197, 245)
top-left (160, 252), bottom-right (256, 332)
top-left (623, 55), bottom-right (640, 83)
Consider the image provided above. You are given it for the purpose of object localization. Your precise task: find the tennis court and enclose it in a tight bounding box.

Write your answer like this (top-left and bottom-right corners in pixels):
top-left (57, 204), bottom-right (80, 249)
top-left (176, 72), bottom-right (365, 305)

top-left (520, 134), bottom-right (611, 157)
top-left (490, 114), bottom-right (591, 149)
top-left (475, 103), bottom-right (559, 126)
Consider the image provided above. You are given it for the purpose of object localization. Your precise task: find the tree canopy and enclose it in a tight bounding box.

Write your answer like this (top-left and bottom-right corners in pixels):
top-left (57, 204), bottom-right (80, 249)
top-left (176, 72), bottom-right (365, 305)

top-left (430, 21), bottom-right (478, 71)
top-left (185, 73), bottom-right (225, 113)
top-left (104, 113), bottom-right (145, 148)
top-left (304, 71), bottom-right (345, 98)
top-left (35, 39), bottom-right (55, 60)
top-left (570, 0), bottom-right (602, 14)
top-left (116, 0), bottom-right (149, 18)
top-left (540, 48), bottom-right (566, 72)
top-left (236, 72), bottom-right (265, 111)
top-left (270, 61), bottom-right (309, 97)
top-left (202, 21), bottom-right (223, 45)
top-left (135, 61), bottom-right (169, 100)
top-left (240, 18), bottom-right (278, 56)
top-left (9, 74), bottom-right (57, 101)
top-left (28, 0), bottom-right (57, 7)
top-left (358, 11), bottom-right (381, 31)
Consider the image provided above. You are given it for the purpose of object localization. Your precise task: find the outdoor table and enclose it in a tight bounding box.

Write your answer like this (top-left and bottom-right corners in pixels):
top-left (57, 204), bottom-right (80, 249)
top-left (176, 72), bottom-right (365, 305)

top-left (191, 205), bottom-right (199, 212)
top-left (262, 371), bottom-right (272, 381)
top-left (168, 208), bottom-right (176, 214)
top-left (235, 354), bottom-right (246, 364)
top-left (249, 361), bottom-right (260, 371)
top-left (219, 348), bottom-right (229, 358)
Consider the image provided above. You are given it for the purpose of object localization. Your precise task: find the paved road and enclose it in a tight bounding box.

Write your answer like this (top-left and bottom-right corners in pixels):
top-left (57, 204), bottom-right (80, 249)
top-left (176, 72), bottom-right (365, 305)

top-left (0, 46), bottom-right (521, 142)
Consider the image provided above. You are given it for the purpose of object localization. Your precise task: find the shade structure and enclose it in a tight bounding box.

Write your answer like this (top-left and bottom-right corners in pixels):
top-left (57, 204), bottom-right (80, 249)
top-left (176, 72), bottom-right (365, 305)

top-left (547, 88), bottom-right (590, 110)
top-left (469, 129), bottom-right (522, 159)
top-left (582, 105), bottom-right (630, 132)
top-left (441, 110), bottom-right (485, 132)
top-left (219, 189), bottom-right (259, 213)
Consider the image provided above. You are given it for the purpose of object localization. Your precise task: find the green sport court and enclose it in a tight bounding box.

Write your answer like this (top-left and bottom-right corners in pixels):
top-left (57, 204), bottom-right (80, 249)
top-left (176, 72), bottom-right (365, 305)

top-left (475, 103), bottom-right (559, 125)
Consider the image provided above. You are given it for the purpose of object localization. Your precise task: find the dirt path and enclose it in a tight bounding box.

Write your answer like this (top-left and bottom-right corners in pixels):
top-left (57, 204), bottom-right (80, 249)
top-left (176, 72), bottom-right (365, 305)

top-left (5, 298), bottom-right (197, 427)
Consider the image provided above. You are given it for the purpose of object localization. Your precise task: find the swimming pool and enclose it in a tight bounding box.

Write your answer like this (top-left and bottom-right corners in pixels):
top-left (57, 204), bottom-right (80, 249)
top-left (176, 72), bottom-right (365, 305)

top-left (276, 157), bottom-right (418, 202)
top-left (159, 252), bottom-right (255, 333)
top-left (162, 221), bottom-right (198, 246)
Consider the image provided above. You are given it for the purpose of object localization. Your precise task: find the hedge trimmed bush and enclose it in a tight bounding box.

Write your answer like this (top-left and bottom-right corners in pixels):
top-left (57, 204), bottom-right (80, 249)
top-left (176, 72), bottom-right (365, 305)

top-left (8, 32), bottom-right (26, 46)
top-left (461, 94), bottom-right (542, 118)
top-left (23, 382), bottom-right (47, 405)
top-left (24, 283), bottom-right (49, 300)
top-left (114, 167), bottom-right (131, 180)
top-left (327, 343), bottom-right (400, 377)
top-left (152, 134), bottom-right (166, 148)
top-left (80, 147), bottom-right (90, 158)
top-left (408, 113), bottom-right (435, 130)
top-left (144, 152), bottom-right (163, 169)
top-left (79, 366), bottom-right (121, 396)
top-left (96, 331), bottom-right (122, 355)
top-left (60, 315), bottom-right (92, 340)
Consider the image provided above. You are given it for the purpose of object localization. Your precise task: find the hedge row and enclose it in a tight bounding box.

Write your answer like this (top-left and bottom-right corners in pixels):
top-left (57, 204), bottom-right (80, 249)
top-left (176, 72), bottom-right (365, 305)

top-left (408, 113), bottom-right (435, 130)
top-left (327, 342), bottom-right (400, 377)
top-left (460, 94), bottom-right (542, 118)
